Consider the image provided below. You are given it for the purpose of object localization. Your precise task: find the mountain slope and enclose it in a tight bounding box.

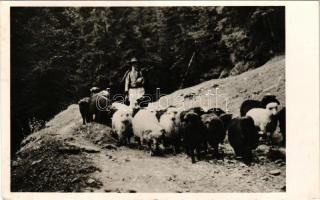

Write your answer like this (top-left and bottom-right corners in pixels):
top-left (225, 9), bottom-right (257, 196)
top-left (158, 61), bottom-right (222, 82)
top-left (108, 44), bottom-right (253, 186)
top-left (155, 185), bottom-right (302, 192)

top-left (151, 55), bottom-right (285, 115)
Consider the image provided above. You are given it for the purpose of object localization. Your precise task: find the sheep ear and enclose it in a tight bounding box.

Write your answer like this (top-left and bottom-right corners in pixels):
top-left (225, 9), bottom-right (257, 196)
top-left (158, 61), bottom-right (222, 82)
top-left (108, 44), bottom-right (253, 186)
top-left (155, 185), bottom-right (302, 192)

top-left (156, 109), bottom-right (167, 120)
top-left (132, 107), bottom-right (140, 117)
top-left (179, 111), bottom-right (185, 121)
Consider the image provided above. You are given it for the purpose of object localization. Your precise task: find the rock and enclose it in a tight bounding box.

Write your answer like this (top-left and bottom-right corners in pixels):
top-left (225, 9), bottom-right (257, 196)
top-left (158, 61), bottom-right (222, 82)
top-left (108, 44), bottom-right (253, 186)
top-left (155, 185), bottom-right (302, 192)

top-left (281, 185), bottom-right (286, 191)
top-left (269, 169), bottom-right (281, 176)
top-left (31, 159), bottom-right (42, 166)
top-left (168, 177), bottom-right (175, 182)
top-left (71, 177), bottom-right (79, 183)
top-left (235, 156), bottom-right (242, 160)
top-left (258, 156), bottom-right (266, 161)
top-left (274, 159), bottom-right (283, 164)
top-left (58, 146), bottom-right (81, 154)
top-left (268, 147), bottom-right (286, 161)
top-left (104, 189), bottom-right (112, 192)
top-left (127, 189), bottom-right (137, 193)
top-left (217, 160), bottom-right (224, 164)
top-left (240, 89), bottom-right (247, 93)
top-left (104, 144), bottom-right (118, 150)
top-left (261, 176), bottom-right (269, 181)
top-left (87, 178), bottom-right (96, 184)
top-left (227, 160), bottom-right (235, 164)
top-left (124, 158), bottom-right (130, 162)
top-left (239, 163), bottom-right (247, 168)
top-left (256, 145), bottom-right (270, 155)
top-left (82, 147), bottom-right (100, 153)
top-left (184, 93), bottom-right (196, 99)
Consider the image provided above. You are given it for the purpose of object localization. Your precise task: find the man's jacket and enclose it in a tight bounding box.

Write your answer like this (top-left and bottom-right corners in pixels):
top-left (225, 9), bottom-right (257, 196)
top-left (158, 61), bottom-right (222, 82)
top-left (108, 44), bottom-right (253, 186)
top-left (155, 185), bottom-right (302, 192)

top-left (124, 69), bottom-right (144, 92)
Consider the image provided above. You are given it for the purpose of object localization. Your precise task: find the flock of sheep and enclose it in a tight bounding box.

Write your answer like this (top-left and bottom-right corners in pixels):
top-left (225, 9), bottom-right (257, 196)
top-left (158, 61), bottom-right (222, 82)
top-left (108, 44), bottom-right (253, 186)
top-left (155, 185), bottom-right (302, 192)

top-left (78, 88), bottom-right (286, 165)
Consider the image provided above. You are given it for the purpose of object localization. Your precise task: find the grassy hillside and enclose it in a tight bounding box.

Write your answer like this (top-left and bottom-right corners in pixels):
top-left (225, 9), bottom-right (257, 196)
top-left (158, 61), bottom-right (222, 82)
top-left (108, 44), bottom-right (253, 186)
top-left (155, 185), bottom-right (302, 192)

top-left (151, 55), bottom-right (285, 116)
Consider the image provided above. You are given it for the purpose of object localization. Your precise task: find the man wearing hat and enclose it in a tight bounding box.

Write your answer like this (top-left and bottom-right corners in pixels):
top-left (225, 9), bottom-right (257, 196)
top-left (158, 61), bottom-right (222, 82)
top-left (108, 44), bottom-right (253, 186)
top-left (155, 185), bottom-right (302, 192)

top-left (124, 57), bottom-right (145, 107)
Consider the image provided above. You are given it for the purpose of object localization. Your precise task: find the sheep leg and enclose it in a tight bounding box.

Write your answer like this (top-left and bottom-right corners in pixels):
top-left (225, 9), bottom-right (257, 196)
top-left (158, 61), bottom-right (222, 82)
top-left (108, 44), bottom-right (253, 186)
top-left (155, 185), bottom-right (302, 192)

top-left (185, 144), bottom-right (190, 156)
top-left (266, 132), bottom-right (272, 145)
top-left (202, 142), bottom-right (208, 155)
top-left (135, 137), bottom-right (143, 150)
top-left (87, 114), bottom-right (93, 123)
top-left (212, 143), bottom-right (220, 159)
top-left (126, 136), bottom-right (131, 146)
top-left (148, 142), bottom-right (154, 156)
top-left (173, 143), bottom-right (180, 156)
top-left (243, 149), bottom-right (253, 166)
top-left (190, 147), bottom-right (196, 163)
top-left (281, 132), bottom-right (286, 146)
top-left (173, 138), bottom-right (181, 155)
top-left (116, 135), bottom-right (123, 147)
top-left (196, 145), bottom-right (201, 161)
top-left (81, 114), bottom-right (86, 125)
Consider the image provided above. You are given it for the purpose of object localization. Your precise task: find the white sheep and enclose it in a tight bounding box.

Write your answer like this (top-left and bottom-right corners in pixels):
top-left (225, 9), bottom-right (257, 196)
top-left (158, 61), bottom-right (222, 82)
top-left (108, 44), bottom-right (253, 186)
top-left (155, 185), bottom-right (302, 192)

top-left (246, 108), bottom-right (278, 141)
top-left (159, 107), bottom-right (182, 154)
top-left (111, 104), bottom-right (133, 146)
top-left (132, 108), bottom-right (165, 155)
top-left (110, 102), bottom-right (131, 112)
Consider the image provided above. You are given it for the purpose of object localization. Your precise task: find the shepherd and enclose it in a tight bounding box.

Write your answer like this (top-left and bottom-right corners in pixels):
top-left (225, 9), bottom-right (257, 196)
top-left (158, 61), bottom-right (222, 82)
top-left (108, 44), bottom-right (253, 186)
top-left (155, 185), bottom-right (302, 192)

top-left (123, 57), bottom-right (145, 108)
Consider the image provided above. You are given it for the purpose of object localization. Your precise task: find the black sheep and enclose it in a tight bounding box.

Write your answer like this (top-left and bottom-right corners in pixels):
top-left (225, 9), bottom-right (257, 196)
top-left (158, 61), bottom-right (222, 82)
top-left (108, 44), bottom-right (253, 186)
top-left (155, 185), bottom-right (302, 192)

top-left (180, 110), bottom-right (207, 163)
top-left (200, 111), bottom-right (232, 159)
top-left (78, 97), bottom-right (90, 125)
top-left (206, 107), bottom-right (226, 117)
top-left (227, 116), bottom-right (259, 165)
top-left (88, 91), bottom-right (112, 124)
top-left (201, 113), bottom-right (225, 159)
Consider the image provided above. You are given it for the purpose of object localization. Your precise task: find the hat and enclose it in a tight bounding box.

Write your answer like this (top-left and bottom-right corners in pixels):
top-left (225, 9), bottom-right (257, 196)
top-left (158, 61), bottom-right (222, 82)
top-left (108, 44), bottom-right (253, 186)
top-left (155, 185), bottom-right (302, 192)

top-left (90, 86), bottom-right (100, 93)
top-left (129, 57), bottom-right (139, 64)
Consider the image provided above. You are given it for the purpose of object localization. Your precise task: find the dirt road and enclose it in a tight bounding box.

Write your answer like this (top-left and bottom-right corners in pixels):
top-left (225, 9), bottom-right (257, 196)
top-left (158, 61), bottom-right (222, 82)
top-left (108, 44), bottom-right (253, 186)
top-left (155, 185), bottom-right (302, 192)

top-left (75, 121), bottom-right (286, 193)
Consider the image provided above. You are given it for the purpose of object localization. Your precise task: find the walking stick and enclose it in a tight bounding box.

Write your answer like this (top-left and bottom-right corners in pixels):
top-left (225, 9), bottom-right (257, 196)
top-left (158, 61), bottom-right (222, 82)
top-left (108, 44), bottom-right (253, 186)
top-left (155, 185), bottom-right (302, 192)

top-left (179, 51), bottom-right (196, 89)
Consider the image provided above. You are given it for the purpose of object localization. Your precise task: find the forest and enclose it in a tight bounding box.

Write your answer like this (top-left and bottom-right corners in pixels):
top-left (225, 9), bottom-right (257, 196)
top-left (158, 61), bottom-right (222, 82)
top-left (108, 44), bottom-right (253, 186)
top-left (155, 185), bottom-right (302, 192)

top-left (11, 7), bottom-right (285, 155)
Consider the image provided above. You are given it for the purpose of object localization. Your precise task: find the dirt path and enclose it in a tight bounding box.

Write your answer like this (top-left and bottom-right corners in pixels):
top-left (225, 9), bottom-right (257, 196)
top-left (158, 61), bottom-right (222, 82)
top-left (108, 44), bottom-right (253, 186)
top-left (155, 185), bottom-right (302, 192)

top-left (84, 145), bottom-right (285, 193)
